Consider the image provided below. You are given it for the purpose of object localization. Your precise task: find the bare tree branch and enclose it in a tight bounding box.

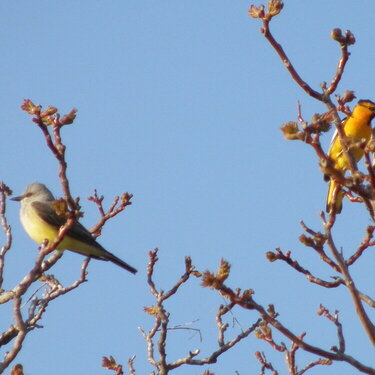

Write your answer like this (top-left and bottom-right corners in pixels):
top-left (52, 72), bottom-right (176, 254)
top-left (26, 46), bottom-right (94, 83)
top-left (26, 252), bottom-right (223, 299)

top-left (0, 182), bottom-right (13, 289)
top-left (201, 259), bottom-right (375, 374)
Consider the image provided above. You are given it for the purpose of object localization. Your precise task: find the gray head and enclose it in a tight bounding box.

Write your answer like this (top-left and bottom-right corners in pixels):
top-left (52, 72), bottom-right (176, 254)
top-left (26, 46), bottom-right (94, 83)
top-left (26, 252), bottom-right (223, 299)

top-left (11, 183), bottom-right (55, 204)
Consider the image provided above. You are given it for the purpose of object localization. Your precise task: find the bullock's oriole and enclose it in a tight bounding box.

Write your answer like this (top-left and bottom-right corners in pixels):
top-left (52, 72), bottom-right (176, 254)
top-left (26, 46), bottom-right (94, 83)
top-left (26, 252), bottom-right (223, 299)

top-left (325, 99), bottom-right (375, 213)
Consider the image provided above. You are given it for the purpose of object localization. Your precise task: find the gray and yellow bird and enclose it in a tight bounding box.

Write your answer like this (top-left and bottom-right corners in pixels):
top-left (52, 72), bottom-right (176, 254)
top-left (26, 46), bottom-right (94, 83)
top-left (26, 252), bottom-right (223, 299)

top-left (12, 183), bottom-right (137, 274)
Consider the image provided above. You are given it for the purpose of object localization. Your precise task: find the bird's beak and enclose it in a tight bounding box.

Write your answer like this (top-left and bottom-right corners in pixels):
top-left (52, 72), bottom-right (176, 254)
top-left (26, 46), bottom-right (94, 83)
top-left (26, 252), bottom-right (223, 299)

top-left (11, 195), bottom-right (23, 202)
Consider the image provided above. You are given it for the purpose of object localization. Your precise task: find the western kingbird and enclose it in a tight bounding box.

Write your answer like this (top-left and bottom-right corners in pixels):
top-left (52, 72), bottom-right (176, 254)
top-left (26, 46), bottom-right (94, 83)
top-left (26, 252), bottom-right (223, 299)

top-left (11, 183), bottom-right (137, 274)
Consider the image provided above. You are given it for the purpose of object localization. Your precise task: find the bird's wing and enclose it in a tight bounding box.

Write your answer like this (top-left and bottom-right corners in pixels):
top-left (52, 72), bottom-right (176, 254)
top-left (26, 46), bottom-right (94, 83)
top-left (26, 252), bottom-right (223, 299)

top-left (31, 201), bottom-right (101, 248)
top-left (32, 201), bottom-right (138, 274)
top-left (328, 115), bottom-right (347, 151)
top-left (329, 128), bottom-right (338, 150)
top-left (328, 115), bottom-right (348, 158)
top-left (31, 201), bottom-right (67, 227)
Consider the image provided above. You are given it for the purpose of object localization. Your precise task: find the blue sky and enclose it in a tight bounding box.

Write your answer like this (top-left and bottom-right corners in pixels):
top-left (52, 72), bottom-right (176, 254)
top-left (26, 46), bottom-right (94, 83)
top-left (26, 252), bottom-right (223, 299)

top-left (1, 1), bottom-right (375, 374)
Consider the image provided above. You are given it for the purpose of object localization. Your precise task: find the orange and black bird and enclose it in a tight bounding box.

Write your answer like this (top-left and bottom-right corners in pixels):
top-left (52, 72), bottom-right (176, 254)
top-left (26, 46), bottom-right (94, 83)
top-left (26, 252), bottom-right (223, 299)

top-left (325, 99), bottom-right (375, 213)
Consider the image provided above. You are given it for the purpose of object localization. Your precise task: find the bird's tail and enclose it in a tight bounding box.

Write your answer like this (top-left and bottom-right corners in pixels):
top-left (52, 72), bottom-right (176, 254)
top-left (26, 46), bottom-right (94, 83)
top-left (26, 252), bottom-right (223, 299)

top-left (86, 246), bottom-right (137, 274)
top-left (326, 180), bottom-right (344, 214)
top-left (103, 250), bottom-right (138, 274)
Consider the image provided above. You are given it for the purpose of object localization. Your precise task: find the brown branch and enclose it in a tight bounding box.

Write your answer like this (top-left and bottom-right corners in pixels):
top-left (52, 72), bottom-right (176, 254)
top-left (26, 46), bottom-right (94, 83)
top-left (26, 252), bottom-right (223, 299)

top-left (299, 221), bottom-right (340, 270)
top-left (27, 260), bottom-right (89, 330)
top-left (0, 215), bottom-right (84, 374)
top-left (266, 248), bottom-right (343, 288)
top-left (357, 291), bottom-right (375, 309)
top-left (157, 305), bottom-right (169, 374)
top-left (250, 4), bottom-right (352, 101)
top-left (267, 245), bottom-right (375, 308)
top-left (163, 258), bottom-right (196, 300)
top-left (255, 351), bottom-right (279, 375)
top-left (142, 250), bottom-right (196, 374)
top-left (201, 261), bottom-right (375, 374)
top-left (217, 304), bottom-right (233, 346)
top-left (286, 336), bottom-right (333, 375)
top-left (146, 248), bottom-right (159, 297)
top-left (0, 297), bottom-right (28, 373)
top-left (326, 29), bottom-right (354, 95)
top-left (88, 191), bottom-right (133, 237)
top-left (255, 320), bottom-right (286, 352)
top-left (322, 216), bottom-right (375, 346)
top-left (347, 225), bottom-right (375, 266)
top-left (285, 333), bottom-right (330, 375)
top-left (20, 100), bottom-right (78, 210)
top-left (259, 13), bottom-right (322, 100)
top-left (364, 152), bottom-right (375, 191)
top-left (298, 358), bottom-right (332, 375)
top-left (317, 305), bottom-right (345, 353)
top-left (0, 253), bottom-right (89, 372)
top-left (168, 320), bottom-right (260, 370)
top-left (0, 182), bottom-right (12, 289)
top-left (251, 296), bottom-right (374, 373)
top-left (0, 326), bottom-right (19, 347)
top-left (127, 355), bottom-right (136, 375)
top-left (138, 324), bottom-right (160, 369)
top-left (142, 254), bottom-right (262, 373)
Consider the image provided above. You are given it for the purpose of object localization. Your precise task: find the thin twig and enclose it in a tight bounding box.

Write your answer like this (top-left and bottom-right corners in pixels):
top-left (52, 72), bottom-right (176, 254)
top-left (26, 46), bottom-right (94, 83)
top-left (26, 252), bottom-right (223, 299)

top-left (0, 182), bottom-right (12, 289)
top-left (88, 191), bottom-right (133, 237)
